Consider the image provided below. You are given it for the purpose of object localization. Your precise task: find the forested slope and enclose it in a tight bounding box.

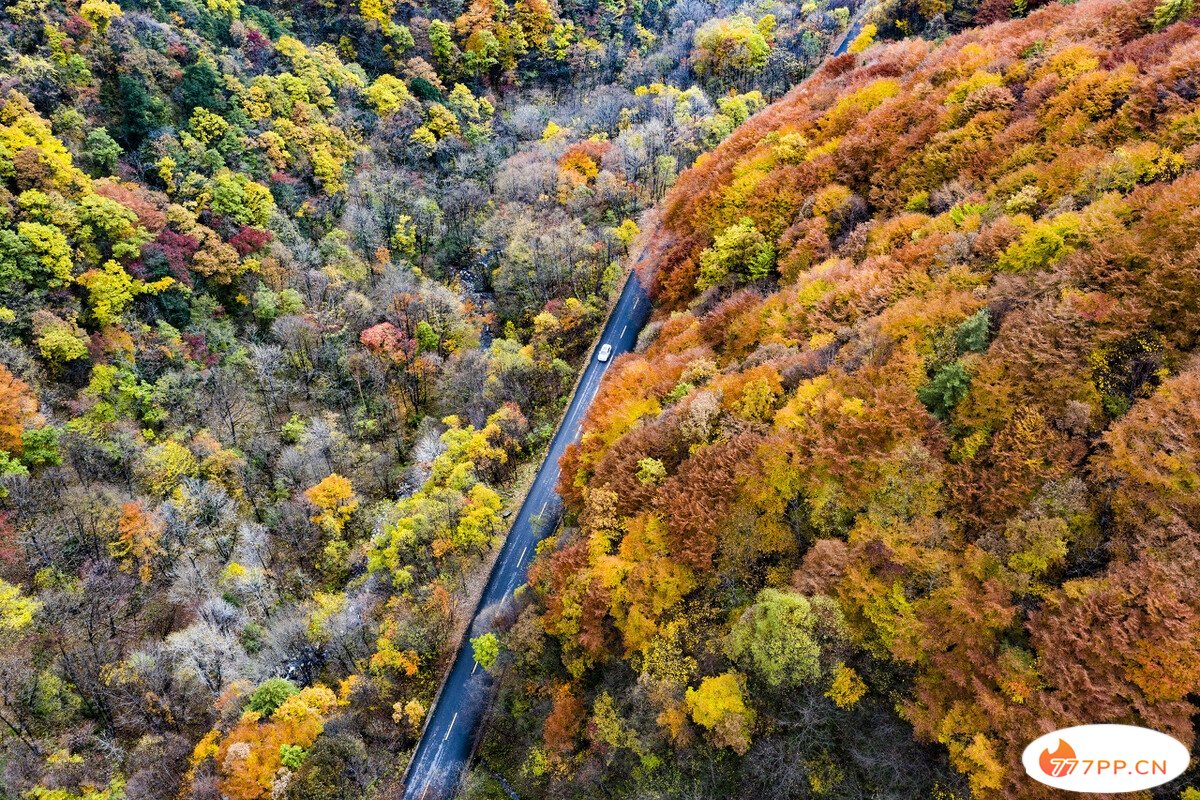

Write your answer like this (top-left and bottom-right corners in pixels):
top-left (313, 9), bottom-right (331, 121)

top-left (483, 1), bottom-right (1200, 797)
top-left (0, 0), bottom-right (883, 794)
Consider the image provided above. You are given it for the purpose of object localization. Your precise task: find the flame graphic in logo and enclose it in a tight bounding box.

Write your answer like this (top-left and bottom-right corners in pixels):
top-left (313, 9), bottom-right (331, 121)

top-left (1039, 739), bottom-right (1078, 777)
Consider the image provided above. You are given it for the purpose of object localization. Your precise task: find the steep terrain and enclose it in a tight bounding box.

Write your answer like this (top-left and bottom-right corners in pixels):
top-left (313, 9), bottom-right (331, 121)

top-left (482, 1), bottom-right (1200, 797)
top-left (0, 0), bottom-right (879, 795)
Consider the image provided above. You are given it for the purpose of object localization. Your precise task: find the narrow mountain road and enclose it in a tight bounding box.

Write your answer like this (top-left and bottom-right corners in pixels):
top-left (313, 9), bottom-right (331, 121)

top-left (401, 269), bottom-right (652, 800)
top-left (833, 1), bottom-right (872, 56)
top-left (401, 16), bottom-right (870, 791)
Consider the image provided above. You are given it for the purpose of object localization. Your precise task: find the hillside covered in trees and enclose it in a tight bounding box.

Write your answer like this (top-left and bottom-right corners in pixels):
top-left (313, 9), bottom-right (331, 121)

top-left (480, 0), bottom-right (1200, 797)
top-left (0, 0), bottom-right (908, 793)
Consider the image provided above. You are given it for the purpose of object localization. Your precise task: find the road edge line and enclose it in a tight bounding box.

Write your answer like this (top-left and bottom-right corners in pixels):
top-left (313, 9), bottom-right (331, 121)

top-left (396, 213), bottom-right (656, 796)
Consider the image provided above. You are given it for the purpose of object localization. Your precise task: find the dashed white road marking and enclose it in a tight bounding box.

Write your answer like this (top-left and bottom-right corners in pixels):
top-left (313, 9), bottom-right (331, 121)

top-left (415, 738), bottom-right (448, 800)
top-left (416, 736), bottom-right (449, 800)
top-left (407, 286), bottom-right (649, 800)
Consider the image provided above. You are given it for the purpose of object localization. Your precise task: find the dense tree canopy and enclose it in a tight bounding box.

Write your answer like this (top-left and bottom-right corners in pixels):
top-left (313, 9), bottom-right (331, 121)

top-left (0, 0), bottom-right (881, 791)
top-left (6, 0), bottom-right (1179, 792)
top-left (479, 1), bottom-right (1200, 798)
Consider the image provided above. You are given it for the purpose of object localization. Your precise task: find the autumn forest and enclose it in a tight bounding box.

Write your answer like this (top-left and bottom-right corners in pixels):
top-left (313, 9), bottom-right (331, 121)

top-left (0, 0), bottom-right (1198, 795)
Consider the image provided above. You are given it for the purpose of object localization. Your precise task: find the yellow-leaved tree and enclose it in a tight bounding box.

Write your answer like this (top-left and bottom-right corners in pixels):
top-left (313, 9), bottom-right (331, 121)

top-left (684, 671), bottom-right (755, 754)
top-left (192, 684), bottom-right (339, 800)
top-left (305, 473), bottom-right (360, 576)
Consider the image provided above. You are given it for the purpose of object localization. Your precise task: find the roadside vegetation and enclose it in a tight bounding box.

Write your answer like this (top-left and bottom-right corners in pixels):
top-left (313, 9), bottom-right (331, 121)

top-left (0, 0), bottom-right (911, 793)
top-left (479, 0), bottom-right (1200, 797)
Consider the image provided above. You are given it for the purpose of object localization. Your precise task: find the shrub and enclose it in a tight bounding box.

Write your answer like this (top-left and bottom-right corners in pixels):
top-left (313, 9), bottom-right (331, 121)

top-left (247, 677), bottom-right (299, 717)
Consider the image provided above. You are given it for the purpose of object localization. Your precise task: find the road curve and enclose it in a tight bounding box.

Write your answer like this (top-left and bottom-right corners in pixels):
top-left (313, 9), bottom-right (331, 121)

top-left (401, 269), bottom-right (652, 800)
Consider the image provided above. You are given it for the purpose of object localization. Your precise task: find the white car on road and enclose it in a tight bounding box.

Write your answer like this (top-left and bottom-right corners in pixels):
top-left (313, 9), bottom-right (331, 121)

top-left (597, 344), bottom-right (612, 362)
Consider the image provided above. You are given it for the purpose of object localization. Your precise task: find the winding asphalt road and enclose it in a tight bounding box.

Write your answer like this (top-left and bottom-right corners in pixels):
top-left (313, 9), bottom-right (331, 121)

top-left (401, 14), bottom-right (874, 795)
top-left (401, 270), bottom-right (652, 800)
